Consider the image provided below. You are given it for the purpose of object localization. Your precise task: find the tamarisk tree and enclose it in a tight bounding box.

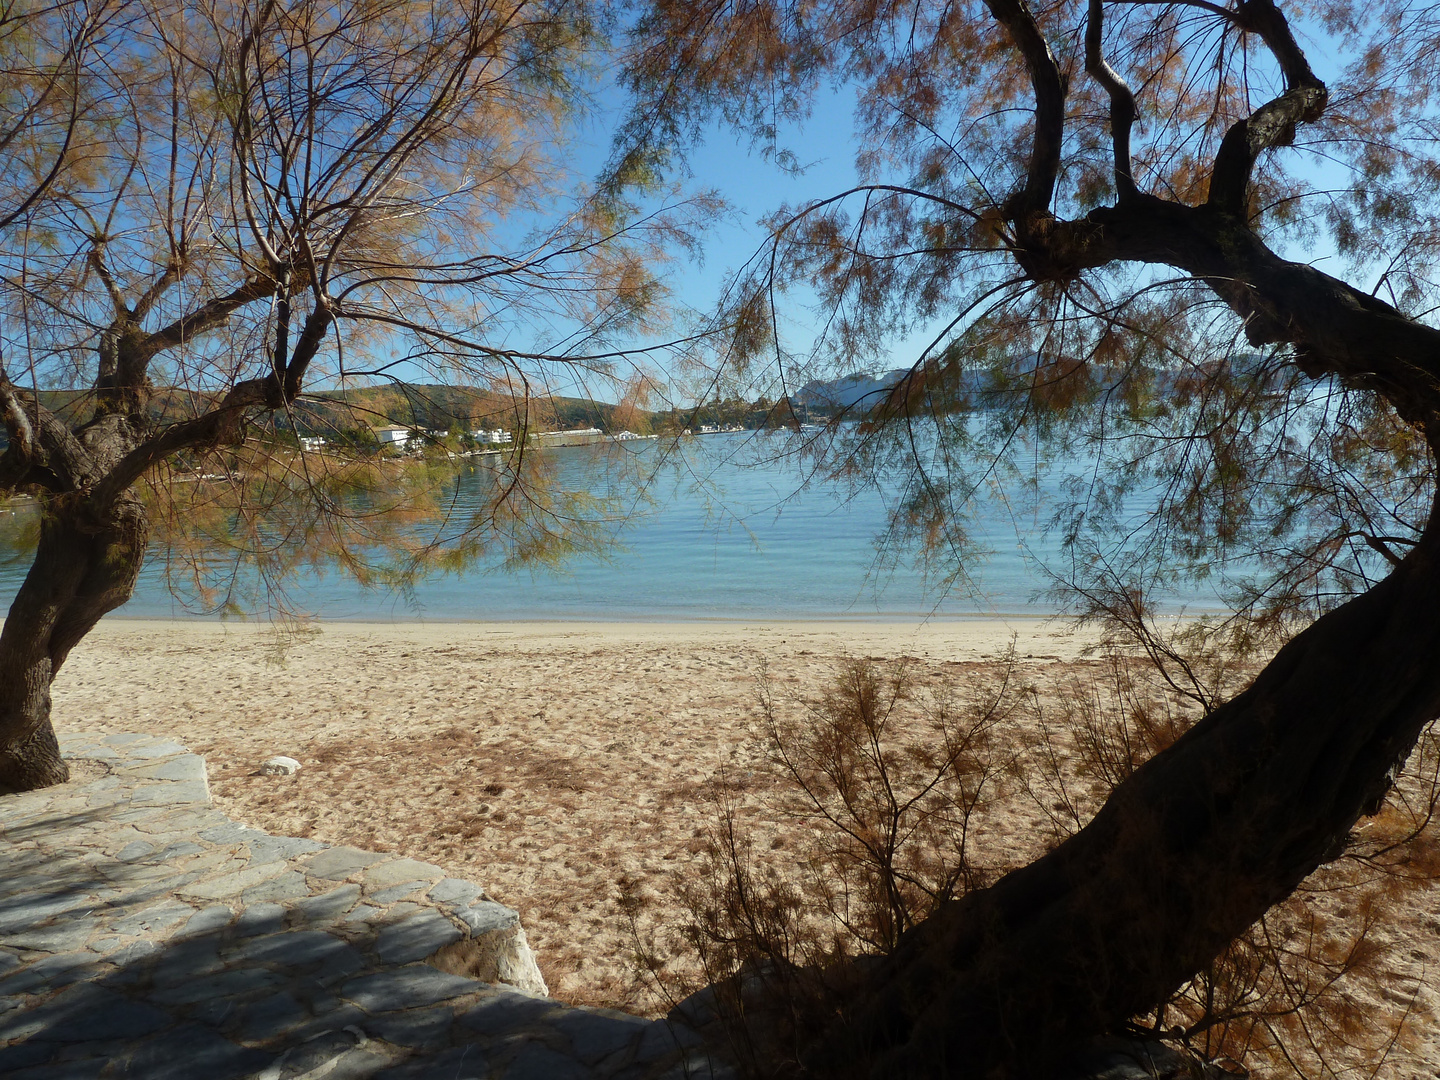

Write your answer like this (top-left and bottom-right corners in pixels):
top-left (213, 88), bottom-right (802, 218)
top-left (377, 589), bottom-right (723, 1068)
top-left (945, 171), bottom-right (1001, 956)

top-left (0, 0), bottom-right (685, 791)
top-left (623, 0), bottom-right (1440, 1074)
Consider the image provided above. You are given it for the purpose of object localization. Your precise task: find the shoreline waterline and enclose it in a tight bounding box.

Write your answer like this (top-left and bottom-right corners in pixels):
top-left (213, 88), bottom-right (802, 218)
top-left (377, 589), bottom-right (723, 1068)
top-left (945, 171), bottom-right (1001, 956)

top-left (68, 614), bottom-right (1121, 663)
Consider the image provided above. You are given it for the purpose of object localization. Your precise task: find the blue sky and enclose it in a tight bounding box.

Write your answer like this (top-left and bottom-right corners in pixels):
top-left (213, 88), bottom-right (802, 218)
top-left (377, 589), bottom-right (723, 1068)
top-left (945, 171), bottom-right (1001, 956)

top-left (495, 9), bottom-right (1366, 407)
top-left (548, 82), bottom-right (988, 408)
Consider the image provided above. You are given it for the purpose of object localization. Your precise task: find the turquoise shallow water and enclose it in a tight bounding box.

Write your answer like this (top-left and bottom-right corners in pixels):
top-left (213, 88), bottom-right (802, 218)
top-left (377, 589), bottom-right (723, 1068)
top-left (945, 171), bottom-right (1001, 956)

top-left (0, 432), bottom-right (1231, 621)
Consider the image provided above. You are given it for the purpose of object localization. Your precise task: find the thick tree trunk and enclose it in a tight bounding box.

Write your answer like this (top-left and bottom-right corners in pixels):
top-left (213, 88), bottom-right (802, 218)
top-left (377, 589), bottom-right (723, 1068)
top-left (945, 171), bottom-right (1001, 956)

top-left (0, 493), bottom-right (147, 792)
top-left (819, 497), bottom-right (1440, 1078)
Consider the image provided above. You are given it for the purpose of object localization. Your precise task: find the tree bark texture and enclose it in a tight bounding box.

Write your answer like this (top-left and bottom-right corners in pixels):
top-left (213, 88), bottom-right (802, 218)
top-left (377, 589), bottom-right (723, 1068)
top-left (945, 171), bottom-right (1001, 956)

top-left (0, 494), bottom-right (148, 792)
top-left (818, 205), bottom-right (1440, 1078)
top-left (819, 503), bottom-right (1440, 1078)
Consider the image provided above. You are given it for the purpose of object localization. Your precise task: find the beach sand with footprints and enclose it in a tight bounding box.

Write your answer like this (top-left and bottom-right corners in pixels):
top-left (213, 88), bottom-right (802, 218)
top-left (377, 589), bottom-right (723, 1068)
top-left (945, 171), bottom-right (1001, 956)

top-left (46, 617), bottom-right (1440, 1074)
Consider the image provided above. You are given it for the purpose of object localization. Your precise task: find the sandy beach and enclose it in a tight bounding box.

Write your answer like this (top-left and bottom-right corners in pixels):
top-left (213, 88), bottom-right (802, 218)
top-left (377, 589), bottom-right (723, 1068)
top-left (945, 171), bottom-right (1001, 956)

top-left (44, 616), bottom-right (1440, 1072)
top-left (48, 618), bottom-right (1093, 1003)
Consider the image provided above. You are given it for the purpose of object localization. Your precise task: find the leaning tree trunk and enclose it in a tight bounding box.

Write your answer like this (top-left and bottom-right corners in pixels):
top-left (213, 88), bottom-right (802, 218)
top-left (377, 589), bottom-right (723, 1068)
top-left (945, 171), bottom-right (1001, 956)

top-left (813, 493), bottom-right (1440, 1078)
top-left (0, 492), bottom-right (147, 791)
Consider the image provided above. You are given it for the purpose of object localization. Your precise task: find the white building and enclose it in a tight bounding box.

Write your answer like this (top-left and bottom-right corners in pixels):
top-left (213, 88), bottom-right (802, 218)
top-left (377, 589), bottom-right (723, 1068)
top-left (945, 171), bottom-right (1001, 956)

top-left (532, 427), bottom-right (602, 447)
top-left (299, 436), bottom-right (326, 452)
top-left (374, 426), bottom-right (411, 449)
top-left (470, 428), bottom-right (513, 445)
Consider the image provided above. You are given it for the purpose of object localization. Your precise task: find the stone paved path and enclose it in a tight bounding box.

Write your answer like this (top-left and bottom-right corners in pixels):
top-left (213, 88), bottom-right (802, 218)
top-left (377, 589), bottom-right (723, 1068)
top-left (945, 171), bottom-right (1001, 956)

top-left (0, 733), bottom-right (731, 1080)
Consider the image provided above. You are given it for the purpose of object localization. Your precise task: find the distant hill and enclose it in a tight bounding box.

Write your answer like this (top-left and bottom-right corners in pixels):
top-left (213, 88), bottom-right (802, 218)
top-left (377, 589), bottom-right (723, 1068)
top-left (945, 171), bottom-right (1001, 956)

top-left (0, 383), bottom-right (647, 451)
top-left (791, 370), bottom-right (909, 413)
top-left (288, 384), bottom-right (641, 437)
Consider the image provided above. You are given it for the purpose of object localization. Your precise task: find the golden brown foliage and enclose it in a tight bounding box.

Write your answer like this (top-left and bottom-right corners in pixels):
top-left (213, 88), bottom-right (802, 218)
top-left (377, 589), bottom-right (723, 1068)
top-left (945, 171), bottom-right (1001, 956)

top-left (0, 0), bottom-right (708, 601)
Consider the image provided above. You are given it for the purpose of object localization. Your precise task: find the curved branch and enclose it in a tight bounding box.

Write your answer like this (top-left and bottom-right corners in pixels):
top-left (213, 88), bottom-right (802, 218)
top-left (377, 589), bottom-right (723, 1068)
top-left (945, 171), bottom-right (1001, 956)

top-left (88, 378), bottom-right (270, 512)
top-left (270, 264), bottom-right (292, 385)
top-left (280, 303), bottom-right (331, 402)
top-left (838, 487), bottom-right (1440, 1076)
top-left (227, 0), bottom-right (284, 269)
top-left (1085, 0), bottom-right (1137, 199)
top-left (984, 0), bottom-right (1066, 220)
top-left (1340, 530), bottom-right (1418, 569)
top-left (1207, 0), bottom-right (1327, 213)
top-left (0, 377), bottom-right (98, 493)
top-left (1231, 0), bottom-right (1316, 88)
top-left (91, 302), bottom-right (333, 512)
top-left (87, 248), bottom-right (127, 317)
top-left (131, 257), bottom-right (184, 323)
top-left (139, 274), bottom-right (277, 360)
top-left (1120, 0), bottom-right (1236, 17)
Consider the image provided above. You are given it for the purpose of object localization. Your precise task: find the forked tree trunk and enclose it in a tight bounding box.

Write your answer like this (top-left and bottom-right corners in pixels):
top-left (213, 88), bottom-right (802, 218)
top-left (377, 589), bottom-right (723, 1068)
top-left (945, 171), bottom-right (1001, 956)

top-left (0, 305), bottom-right (324, 796)
top-left (821, 496), bottom-right (1440, 1078)
top-left (0, 494), bottom-right (147, 792)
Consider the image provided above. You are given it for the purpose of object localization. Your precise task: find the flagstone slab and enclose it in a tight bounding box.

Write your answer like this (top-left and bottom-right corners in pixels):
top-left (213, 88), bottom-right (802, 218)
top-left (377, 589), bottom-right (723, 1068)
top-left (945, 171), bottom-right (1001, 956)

top-left (0, 732), bottom-right (731, 1080)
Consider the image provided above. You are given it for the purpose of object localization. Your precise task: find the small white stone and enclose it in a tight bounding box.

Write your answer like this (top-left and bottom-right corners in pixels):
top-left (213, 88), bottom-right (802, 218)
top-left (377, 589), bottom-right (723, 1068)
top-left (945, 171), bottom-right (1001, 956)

top-left (257, 756), bottom-right (301, 776)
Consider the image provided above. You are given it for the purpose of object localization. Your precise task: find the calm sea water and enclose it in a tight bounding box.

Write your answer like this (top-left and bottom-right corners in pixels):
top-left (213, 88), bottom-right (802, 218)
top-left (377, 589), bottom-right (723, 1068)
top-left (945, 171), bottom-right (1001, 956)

top-left (0, 432), bottom-right (1230, 621)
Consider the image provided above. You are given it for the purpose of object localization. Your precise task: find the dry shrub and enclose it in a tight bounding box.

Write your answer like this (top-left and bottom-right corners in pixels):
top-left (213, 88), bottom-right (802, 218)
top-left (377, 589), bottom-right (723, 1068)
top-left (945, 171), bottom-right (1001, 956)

top-left (1009, 651), bottom-right (1196, 843)
top-left (630, 653), bottom-right (1028, 1076)
top-left (642, 643), bottom-right (1440, 1079)
top-left (756, 657), bottom-right (1014, 952)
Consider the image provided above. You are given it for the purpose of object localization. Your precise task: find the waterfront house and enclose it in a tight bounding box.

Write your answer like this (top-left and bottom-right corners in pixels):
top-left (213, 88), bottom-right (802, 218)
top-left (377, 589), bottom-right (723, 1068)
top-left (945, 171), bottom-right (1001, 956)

top-left (470, 428), bottom-right (513, 445)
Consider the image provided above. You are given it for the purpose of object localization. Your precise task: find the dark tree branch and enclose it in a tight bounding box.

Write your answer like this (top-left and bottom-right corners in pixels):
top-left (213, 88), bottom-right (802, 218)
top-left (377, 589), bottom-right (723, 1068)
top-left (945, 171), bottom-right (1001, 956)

top-left (1085, 0), bottom-right (1137, 199)
top-left (137, 274), bottom-right (277, 362)
top-left (87, 248), bottom-right (127, 317)
top-left (88, 378), bottom-right (268, 512)
top-left (131, 256), bottom-right (184, 323)
top-left (91, 303), bottom-right (331, 512)
top-left (34, 407), bottom-right (101, 491)
top-left (994, 193), bottom-right (1440, 428)
top-left (984, 0), bottom-right (1425, 423)
top-left (281, 303), bottom-right (330, 402)
top-left (984, 0), bottom-right (1066, 222)
top-left (1207, 0), bottom-right (1326, 213)
top-left (270, 263), bottom-right (292, 386)
top-left (0, 377), bottom-right (99, 494)
top-left (841, 488), bottom-right (1440, 1077)
top-left (1230, 0), bottom-right (1317, 89)
top-left (1121, 0), bottom-right (1236, 17)
top-left (1340, 530), bottom-right (1418, 568)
